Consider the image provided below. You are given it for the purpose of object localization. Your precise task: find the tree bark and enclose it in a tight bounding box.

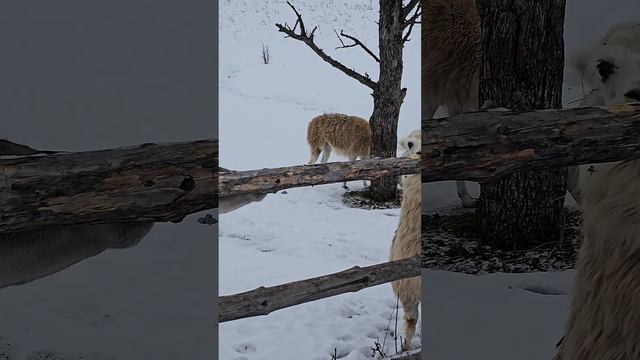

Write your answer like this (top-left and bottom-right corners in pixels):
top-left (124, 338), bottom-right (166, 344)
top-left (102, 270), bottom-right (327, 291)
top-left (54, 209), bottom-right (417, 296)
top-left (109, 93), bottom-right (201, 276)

top-left (219, 255), bottom-right (420, 322)
top-left (0, 139), bottom-right (217, 233)
top-left (368, 0), bottom-right (405, 201)
top-left (475, 0), bottom-right (567, 250)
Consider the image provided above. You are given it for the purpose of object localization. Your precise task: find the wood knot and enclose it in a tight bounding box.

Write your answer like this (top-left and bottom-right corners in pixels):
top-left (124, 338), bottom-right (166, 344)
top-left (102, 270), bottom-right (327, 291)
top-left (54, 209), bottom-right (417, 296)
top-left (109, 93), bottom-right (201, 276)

top-left (179, 177), bottom-right (195, 192)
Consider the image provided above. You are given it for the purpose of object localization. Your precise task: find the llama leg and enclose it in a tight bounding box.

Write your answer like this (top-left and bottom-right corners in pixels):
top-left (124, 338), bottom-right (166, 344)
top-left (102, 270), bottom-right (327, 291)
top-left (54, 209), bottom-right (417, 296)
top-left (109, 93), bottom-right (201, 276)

top-left (320, 144), bottom-right (332, 164)
top-left (456, 180), bottom-right (478, 208)
top-left (343, 154), bottom-right (358, 189)
top-left (400, 299), bottom-right (419, 352)
top-left (308, 146), bottom-right (322, 165)
top-left (566, 165), bottom-right (582, 205)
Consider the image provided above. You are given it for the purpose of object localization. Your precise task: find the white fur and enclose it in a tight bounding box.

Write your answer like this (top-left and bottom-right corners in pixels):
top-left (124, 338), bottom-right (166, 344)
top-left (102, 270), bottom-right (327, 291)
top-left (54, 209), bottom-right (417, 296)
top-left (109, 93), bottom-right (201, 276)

top-left (560, 23), bottom-right (640, 360)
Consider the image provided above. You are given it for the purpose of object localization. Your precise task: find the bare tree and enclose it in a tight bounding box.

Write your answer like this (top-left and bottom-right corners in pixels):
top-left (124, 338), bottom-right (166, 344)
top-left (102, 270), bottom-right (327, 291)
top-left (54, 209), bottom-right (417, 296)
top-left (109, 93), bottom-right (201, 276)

top-left (276, 0), bottom-right (421, 201)
top-left (475, 0), bottom-right (567, 249)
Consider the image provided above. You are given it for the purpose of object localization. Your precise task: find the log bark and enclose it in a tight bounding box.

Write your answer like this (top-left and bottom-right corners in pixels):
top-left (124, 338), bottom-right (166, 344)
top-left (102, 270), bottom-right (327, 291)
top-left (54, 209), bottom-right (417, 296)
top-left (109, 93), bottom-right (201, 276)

top-left (219, 157), bottom-right (420, 197)
top-left (0, 139), bottom-right (217, 233)
top-left (421, 103), bottom-right (640, 182)
top-left (218, 255), bottom-right (420, 322)
top-left (474, 0), bottom-right (567, 249)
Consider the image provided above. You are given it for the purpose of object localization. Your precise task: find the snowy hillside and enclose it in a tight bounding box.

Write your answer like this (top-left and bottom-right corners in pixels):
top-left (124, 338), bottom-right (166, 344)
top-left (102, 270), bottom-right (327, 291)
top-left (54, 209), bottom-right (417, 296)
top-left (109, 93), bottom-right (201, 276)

top-left (218, 1), bottom-right (421, 359)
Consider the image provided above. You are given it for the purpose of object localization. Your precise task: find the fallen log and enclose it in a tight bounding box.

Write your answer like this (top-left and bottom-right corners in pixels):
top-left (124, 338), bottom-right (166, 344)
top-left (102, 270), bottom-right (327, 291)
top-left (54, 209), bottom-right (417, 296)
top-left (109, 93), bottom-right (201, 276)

top-left (218, 157), bottom-right (421, 197)
top-left (0, 139), bottom-right (217, 233)
top-left (218, 255), bottom-right (420, 322)
top-left (422, 103), bottom-right (640, 183)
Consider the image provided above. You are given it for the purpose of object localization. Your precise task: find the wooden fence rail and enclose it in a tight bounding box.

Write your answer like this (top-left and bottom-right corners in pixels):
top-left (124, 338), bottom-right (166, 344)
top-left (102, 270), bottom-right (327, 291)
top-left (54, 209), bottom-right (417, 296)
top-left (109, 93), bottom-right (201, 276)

top-left (218, 255), bottom-right (420, 322)
top-left (0, 139), bottom-right (217, 233)
top-left (422, 103), bottom-right (640, 183)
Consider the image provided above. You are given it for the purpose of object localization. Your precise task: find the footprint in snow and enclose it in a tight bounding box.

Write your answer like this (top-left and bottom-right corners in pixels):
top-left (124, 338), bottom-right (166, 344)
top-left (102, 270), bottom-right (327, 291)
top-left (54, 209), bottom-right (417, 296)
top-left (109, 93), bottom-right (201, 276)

top-left (234, 343), bottom-right (257, 354)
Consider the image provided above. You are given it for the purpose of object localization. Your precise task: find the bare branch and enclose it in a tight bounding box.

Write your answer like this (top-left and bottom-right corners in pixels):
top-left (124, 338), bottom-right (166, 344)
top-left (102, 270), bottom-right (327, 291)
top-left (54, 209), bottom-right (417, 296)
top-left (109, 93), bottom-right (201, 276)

top-left (403, 0), bottom-right (420, 19)
top-left (275, 1), bottom-right (377, 90)
top-left (335, 29), bottom-right (380, 63)
top-left (219, 256), bottom-right (420, 322)
top-left (402, 3), bottom-right (421, 43)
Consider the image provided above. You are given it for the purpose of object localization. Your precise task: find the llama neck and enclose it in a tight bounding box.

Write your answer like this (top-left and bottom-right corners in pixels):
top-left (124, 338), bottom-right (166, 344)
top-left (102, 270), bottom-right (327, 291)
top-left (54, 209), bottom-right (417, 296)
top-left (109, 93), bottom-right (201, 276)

top-left (562, 160), bottom-right (640, 359)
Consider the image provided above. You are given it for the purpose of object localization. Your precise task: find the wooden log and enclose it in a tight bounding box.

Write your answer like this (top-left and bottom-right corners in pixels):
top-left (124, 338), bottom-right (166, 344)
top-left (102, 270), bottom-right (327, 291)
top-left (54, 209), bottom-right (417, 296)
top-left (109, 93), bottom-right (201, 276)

top-left (390, 350), bottom-right (421, 360)
top-left (0, 139), bottom-right (217, 233)
top-left (422, 103), bottom-right (640, 183)
top-left (218, 255), bottom-right (420, 322)
top-left (218, 157), bottom-right (421, 197)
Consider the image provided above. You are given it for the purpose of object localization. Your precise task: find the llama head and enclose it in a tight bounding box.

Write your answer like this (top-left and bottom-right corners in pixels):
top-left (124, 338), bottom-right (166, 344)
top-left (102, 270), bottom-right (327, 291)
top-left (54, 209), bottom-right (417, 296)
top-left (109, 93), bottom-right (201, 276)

top-left (399, 129), bottom-right (421, 157)
top-left (572, 23), bottom-right (640, 106)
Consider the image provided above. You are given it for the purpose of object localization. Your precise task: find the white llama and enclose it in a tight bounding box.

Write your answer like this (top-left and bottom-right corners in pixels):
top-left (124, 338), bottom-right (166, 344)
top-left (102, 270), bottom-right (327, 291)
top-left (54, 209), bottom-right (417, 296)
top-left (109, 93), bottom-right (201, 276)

top-left (558, 23), bottom-right (640, 360)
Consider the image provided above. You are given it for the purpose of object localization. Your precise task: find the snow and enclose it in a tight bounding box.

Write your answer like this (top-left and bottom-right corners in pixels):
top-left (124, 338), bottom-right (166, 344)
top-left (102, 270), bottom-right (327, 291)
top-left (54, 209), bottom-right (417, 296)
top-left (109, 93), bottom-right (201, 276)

top-left (218, 1), bottom-right (420, 359)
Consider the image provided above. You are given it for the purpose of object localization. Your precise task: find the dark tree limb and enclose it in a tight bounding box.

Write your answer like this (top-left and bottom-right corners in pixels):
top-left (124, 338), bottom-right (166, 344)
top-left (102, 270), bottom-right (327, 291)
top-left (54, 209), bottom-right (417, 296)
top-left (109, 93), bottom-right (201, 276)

top-left (218, 256), bottom-right (420, 322)
top-left (421, 103), bottom-right (640, 183)
top-left (219, 157), bottom-right (420, 197)
top-left (0, 139), bottom-right (217, 233)
top-left (402, 1), bottom-right (421, 43)
top-left (402, 0), bottom-right (420, 19)
top-left (275, 1), bottom-right (377, 90)
top-left (334, 29), bottom-right (380, 62)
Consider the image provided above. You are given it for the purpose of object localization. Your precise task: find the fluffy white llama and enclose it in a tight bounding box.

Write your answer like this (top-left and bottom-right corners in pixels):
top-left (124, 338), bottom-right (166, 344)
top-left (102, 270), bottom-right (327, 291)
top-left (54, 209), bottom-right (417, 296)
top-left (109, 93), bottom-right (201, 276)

top-left (306, 113), bottom-right (371, 189)
top-left (558, 23), bottom-right (640, 360)
top-left (0, 139), bottom-right (153, 289)
top-left (423, 0), bottom-right (482, 208)
top-left (390, 149), bottom-right (421, 351)
top-left (398, 129), bottom-right (421, 189)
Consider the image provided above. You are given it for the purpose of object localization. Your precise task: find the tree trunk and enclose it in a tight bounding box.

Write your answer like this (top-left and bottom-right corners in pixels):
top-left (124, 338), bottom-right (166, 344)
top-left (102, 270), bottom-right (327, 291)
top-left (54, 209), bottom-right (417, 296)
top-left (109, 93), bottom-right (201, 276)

top-left (368, 0), bottom-right (404, 201)
top-left (475, 0), bottom-right (567, 250)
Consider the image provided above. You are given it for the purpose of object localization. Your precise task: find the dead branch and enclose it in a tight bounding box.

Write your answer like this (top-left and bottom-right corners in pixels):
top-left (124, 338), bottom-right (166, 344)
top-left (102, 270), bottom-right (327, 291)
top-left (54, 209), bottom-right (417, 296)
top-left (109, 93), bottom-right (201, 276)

top-left (218, 255), bottom-right (420, 322)
top-left (403, 0), bottom-right (420, 19)
top-left (0, 139), bottom-right (217, 233)
top-left (219, 157), bottom-right (420, 197)
top-left (421, 103), bottom-right (640, 183)
top-left (334, 29), bottom-right (380, 62)
top-left (275, 1), bottom-right (377, 90)
top-left (402, 2), bottom-right (421, 43)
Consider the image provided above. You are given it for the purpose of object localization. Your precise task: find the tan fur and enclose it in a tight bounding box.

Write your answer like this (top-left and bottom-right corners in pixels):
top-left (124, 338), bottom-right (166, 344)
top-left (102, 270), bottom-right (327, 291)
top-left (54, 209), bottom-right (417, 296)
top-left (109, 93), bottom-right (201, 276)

top-left (390, 169), bottom-right (421, 351)
top-left (307, 113), bottom-right (371, 163)
top-left (560, 24), bottom-right (640, 360)
top-left (423, 0), bottom-right (482, 208)
top-left (422, 0), bottom-right (482, 120)
top-left (307, 113), bottom-right (371, 188)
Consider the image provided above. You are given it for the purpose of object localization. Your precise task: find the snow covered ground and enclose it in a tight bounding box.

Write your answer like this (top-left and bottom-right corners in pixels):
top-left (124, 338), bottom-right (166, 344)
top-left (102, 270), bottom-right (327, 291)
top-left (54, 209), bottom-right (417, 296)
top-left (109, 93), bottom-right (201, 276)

top-left (218, 1), bottom-right (420, 359)
top-left (0, 1), bottom-right (216, 359)
top-left (220, 1), bottom-right (640, 360)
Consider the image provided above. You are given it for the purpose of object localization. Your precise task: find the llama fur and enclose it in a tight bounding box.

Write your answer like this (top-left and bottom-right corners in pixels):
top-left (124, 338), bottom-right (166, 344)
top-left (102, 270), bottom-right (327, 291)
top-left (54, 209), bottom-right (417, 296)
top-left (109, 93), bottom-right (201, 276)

top-left (306, 113), bottom-right (371, 188)
top-left (389, 157), bottom-right (421, 351)
top-left (398, 129), bottom-right (421, 189)
top-left (423, 0), bottom-right (482, 208)
top-left (559, 23), bottom-right (640, 360)
top-left (0, 139), bottom-right (153, 289)
top-left (566, 23), bottom-right (640, 205)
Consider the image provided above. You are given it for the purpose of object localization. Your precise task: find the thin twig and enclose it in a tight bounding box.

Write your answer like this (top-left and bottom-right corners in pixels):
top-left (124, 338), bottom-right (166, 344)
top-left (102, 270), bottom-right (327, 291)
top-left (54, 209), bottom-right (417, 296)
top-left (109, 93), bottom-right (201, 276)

top-left (335, 29), bottom-right (380, 63)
